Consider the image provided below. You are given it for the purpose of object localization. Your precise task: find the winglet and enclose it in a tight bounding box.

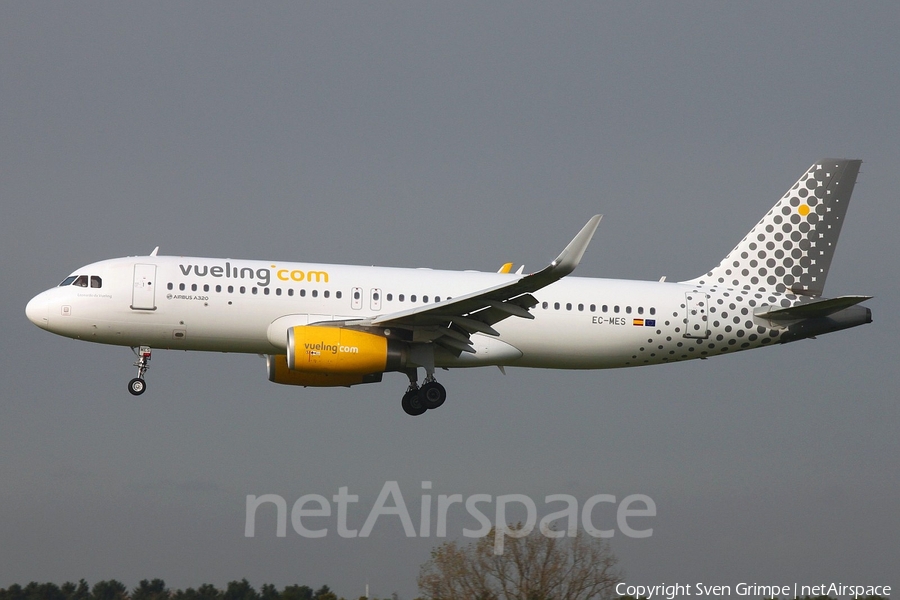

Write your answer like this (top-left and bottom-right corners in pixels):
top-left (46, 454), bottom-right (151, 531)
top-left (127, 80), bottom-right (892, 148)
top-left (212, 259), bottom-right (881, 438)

top-left (549, 215), bottom-right (602, 276)
top-left (497, 262), bottom-right (514, 274)
top-left (150, 246), bottom-right (160, 256)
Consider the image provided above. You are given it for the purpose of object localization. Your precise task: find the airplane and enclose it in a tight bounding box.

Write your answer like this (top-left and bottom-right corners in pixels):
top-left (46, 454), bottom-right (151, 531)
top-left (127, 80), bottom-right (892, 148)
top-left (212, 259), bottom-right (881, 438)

top-left (26, 159), bottom-right (872, 416)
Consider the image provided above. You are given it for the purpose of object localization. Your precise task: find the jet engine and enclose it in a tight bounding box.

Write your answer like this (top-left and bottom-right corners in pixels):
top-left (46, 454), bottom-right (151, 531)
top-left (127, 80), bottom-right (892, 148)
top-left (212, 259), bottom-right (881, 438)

top-left (267, 326), bottom-right (408, 387)
top-left (266, 354), bottom-right (384, 387)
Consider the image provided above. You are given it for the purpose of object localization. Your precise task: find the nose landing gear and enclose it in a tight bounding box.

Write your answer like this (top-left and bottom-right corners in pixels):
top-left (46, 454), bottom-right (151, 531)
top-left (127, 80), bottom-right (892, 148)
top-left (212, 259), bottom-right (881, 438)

top-left (128, 346), bottom-right (152, 396)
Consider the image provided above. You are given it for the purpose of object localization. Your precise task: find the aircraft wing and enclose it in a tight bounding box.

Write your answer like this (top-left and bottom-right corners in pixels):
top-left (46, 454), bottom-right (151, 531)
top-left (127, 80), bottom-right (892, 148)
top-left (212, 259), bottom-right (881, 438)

top-left (336, 215), bottom-right (601, 353)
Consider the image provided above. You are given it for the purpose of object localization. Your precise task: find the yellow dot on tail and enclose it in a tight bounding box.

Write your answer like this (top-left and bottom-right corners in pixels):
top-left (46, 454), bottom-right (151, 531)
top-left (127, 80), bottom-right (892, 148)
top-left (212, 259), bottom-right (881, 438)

top-left (798, 204), bottom-right (810, 216)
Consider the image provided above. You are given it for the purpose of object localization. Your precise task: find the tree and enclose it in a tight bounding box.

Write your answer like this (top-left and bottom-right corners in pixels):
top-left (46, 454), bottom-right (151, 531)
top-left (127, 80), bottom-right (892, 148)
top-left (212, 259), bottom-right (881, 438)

top-left (132, 580), bottom-right (169, 600)
top-left (223, 581), bottom-right (258, 600)
top-left (62, 581), bottom-right (91, 600)
top-left (418, 526), bottom-right (622, 600)
top-left (90, 581), bottom-right (127, 600)
top-left (312, 587), bottom-right (336, 600)
top-left (0, 584), bottom-right (26, 600)
top-left (258, 585), bottom-right (279, 600)
top-left (279, 586), bottom-right (313, 600)
top-left (22, 583), bottom-right (65, 600)
top-left (193, 585), bottom-right (222, 600)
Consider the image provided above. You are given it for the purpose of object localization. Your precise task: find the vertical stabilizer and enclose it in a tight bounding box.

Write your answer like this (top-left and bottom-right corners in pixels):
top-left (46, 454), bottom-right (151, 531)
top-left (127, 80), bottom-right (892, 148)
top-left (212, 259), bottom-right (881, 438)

top-left (686, 159), bottom-right (861, 296)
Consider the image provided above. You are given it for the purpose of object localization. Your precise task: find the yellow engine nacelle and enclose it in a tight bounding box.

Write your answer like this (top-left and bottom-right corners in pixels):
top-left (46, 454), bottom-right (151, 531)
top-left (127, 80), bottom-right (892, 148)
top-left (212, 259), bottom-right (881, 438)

top-left (266, 354), bottom-right (383, 387)
top-left (286, 326), bottom-right (407, 374)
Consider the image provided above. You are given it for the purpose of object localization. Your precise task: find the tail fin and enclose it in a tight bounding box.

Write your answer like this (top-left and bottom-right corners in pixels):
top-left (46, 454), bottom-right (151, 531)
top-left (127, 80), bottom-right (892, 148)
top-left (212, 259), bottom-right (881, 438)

top-left (686, 159), bottom-right (861, 296)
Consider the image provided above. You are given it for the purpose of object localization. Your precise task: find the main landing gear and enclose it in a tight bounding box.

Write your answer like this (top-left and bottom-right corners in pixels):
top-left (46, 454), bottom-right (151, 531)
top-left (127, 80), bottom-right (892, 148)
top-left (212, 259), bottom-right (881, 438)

top-left (128, 346), bottom-right (152, 396)
top-left (400, 369), bottom-right (447, 416)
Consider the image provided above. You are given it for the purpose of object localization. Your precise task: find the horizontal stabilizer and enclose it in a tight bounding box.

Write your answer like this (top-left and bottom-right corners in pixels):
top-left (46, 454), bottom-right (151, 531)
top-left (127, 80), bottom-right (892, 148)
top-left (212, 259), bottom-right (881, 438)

top-left (756, 295), bottom-right (872, 321)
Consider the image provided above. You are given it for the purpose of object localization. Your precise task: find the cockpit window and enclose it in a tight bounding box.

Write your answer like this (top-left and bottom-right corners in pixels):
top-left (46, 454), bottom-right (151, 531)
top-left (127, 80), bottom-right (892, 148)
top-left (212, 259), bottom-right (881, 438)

top-left (58, 274), bottom-right (103, 287)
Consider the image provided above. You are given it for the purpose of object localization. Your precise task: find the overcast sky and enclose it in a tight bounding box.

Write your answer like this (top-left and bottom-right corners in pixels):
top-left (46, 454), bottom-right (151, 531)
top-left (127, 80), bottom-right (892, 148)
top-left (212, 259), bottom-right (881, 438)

top-left (2, 2), bottom-right (899, 598)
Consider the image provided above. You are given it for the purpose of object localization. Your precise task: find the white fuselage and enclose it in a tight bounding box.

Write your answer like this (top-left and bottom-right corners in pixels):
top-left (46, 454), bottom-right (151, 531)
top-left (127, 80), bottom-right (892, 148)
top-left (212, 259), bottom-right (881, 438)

top-left (26, 255), bottom-right (793, 370)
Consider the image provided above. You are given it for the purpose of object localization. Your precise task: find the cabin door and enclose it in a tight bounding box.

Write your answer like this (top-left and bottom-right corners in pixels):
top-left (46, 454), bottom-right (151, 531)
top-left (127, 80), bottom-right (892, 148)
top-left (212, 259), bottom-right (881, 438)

top-left (131, 264), bottom-right (157, 311)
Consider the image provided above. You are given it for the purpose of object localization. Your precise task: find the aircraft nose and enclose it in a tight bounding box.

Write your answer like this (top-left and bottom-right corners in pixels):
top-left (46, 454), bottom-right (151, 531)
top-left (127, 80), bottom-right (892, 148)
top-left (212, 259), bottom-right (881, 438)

top-left (26, 292), bottom-right (50, 329)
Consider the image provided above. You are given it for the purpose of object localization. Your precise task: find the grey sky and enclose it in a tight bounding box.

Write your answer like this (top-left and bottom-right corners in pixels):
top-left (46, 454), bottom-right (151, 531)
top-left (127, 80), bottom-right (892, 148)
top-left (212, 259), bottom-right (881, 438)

top-left (2, 2), bottom-right (898, 598)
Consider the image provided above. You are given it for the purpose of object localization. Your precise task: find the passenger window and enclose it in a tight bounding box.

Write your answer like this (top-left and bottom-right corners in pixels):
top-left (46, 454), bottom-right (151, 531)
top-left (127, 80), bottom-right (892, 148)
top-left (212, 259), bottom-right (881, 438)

top-left (566, 303), bottom-right (572, 311)
top-left (542, 301), bottom-right (549, 309)
top-left (167, 282), bottom-right (174, 290)
top-left (312, 290), bottom-right (318, 298)
top-left (614, 306), bottom-right (620, 313)
top-left (228, 285), bottom-right (234, 293)
top-left (399, 294), bottom-right (405, 302)
top-left (288, 289), bottom-right (294, 297)
top-left (626, 306), bottom-right (632, 314)
top-left (191, 283), bottom-right (198, 292)
top-left (264, 287), bottom-right (270, 295)
top-left (423, 295), bottom-right (429, 303)
top-left (275, 288), bottom-right (281, 296)
top-left (336, 291), bottom-right (342, 299)
top-left (300, 289), bottom-right (306, 297)
top-left (216, 285), bottom-right (222, 293)
top-left (590, 304), bottom-right (596, 312)
top-left (554, 302), bottom-right (560, 310)
top-left (638, 306), bottom-right (644, 315)
top-left (179, 283), bottom-right (186, 291)
top-left (387, 293), bottom-right (393, 301)
top-left (204, 284), bottom-right (210, 292)
top-left (435, 296), bottom-right (440, 302)
top-left (578, 304), bottom-right (584, 311)
top-left (324, 290), bottom-right (330, 298)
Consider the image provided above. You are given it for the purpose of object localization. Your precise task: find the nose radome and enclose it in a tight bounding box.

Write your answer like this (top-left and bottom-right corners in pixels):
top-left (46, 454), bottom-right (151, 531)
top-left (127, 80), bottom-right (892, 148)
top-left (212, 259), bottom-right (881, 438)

top-left (26, 293), bottom-right (50, 329)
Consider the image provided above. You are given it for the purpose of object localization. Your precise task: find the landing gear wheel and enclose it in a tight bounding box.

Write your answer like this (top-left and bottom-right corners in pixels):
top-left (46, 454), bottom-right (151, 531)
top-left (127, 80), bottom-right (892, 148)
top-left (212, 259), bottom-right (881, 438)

top-left (128, 377), bottom-right (146, 396)
top-left (401, 389), bottom-right (427, 416)
top-left (419, 381), bottom-right (446, 410)
top-left (129, 346), bottom-right (152, 396)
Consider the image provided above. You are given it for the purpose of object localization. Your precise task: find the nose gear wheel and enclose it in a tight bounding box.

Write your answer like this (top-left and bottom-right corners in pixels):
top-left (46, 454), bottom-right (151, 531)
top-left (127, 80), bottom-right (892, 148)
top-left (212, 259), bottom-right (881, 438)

top-left (128, 346), bottom-right (152, 396)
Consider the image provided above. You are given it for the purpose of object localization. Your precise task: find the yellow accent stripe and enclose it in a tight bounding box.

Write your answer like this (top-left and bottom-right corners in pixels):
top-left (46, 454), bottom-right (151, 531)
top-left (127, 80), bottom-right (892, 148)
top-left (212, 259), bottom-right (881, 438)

top-left (498, 262), bottom-right (513, 274)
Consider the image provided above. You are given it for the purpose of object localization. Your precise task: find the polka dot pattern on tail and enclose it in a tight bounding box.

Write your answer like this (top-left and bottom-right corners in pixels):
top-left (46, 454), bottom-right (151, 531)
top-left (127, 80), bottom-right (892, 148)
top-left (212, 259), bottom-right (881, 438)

top-left (685, 159), bottom-right (861, 297)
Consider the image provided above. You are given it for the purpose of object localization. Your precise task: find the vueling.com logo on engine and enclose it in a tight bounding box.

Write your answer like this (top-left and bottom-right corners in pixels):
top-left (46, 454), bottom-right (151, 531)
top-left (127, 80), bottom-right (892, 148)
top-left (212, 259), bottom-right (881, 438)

top-left (304, 342), bottom-right (360, 356)
top-left (178, 262), bottom-right (330, 287)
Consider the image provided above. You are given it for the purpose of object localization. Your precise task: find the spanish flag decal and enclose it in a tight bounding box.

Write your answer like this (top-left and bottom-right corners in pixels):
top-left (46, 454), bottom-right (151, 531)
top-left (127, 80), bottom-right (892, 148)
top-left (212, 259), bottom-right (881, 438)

top-left (633, 319), bottom-right (644, 326)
